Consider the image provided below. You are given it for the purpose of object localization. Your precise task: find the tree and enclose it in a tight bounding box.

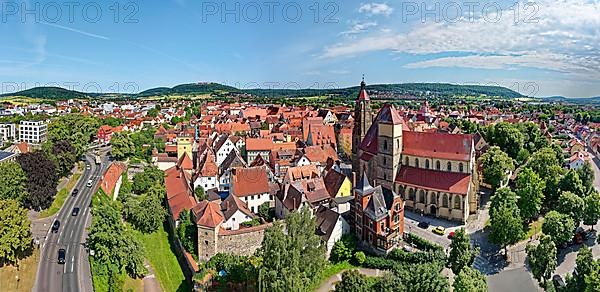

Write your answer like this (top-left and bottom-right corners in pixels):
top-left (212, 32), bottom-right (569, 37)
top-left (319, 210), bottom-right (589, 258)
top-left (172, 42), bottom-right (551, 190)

top-left (488, 123), bottom-right (524, 159)
top-left (194, 185), bottom-right (207, 201)
top-left (17, 151), bottom-right (59, 210)
top-left (478, 146), bottom-right (515, 189)
top-left (568, 245), bottom-right (595, 291)
top-left (516, 168), bottom-right (545, 221)
top-left (527, 147), bottom-right (565, 207)
top-left (354, 251), bottom-right (366, 265)
top-left (335, 270), bottom-right (370, 292)
top-left (49, 140), bottom-right (77, 177)
top-left (453, 267), bottom-right (487, 292)
top-left (489, 188), bottom-right (523, 256)
top-left (542, 211), bottom-right (575, 247)
top-left (578, 161), bottom-right (595, 193)
top-left (110, 132), bottom-right (135, 160)
top-left (123, 194), bottom-right (166, 233)
top-left (559, 170), bottom-right (586, 197)
top-left (0, 161), bottom-right (28, 204)
top-left (331, 240), bottom-right (352, 263)
top-left (0, 199), bottom-right (32, 264)
top-left (526, 235), bottom-right (557, 286)
top-left (448, 228), bottom-right (479, 274)
top-left (557, 191), bottom-right (586, 225)
top-left (584, 192), bottom-right (600, 230)
top-left (176, 209), bottom-right (197, 254)
top-left (47, 114), bottom-right (100, 157)
top-left (392, 263), bottom-right (450, 292)
top-left (258, 208), bottom-right (326, 292)
top-left (132, 167), bottom-right (164, 194)
top-left (147, 108), bottom-right (159, 118)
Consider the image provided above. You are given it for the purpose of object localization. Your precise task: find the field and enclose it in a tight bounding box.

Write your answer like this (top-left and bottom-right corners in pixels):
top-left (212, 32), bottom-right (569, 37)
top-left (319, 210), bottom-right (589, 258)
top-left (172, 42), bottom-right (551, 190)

top-left (140, 93), bottom-right (211, 101)
top-left (134, 223), bottom-right (190, 292)
top-left (0, 249), bottom-right (39, 292)
top-left (0, 96), bottom-right (44, 105)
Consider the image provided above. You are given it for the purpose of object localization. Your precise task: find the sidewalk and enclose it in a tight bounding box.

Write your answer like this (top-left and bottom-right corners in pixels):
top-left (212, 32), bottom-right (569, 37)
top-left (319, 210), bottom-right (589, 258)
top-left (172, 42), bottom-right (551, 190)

top-left (143, 260), bottom-right (161, 292)
top-left (315, 268), bottom-right (382, 292)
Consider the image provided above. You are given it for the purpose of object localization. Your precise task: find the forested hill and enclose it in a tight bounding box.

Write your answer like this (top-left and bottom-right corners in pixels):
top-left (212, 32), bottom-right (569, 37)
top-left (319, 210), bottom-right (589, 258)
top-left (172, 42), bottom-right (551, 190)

top-left (2, 82), bottom-right (523, 100)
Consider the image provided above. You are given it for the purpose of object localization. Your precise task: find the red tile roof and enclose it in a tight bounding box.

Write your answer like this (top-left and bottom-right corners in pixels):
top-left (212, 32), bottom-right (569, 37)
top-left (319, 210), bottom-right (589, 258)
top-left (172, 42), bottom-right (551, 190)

top-left (231, 166), bottom-right (270, 197)
top-left (100, 162), bottom-right (127, 196)
top-left (395, 166), bottom-right (471, 195)
top-left (403, 131), bottom-right (472, 161)
top-left (177, 153), bottom-right (194, 170)
top-left (245, 138), bottom-right (273, 151)
top-left (164, 166), bottom-right (197, 220)
top-left (192, 200), bottom-right (224, 228)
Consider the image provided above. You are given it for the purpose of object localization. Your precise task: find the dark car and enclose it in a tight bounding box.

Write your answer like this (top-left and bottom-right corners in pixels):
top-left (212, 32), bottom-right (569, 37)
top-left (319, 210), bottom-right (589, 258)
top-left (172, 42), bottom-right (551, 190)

top-left (72, 188), bottom-right (79, 197)
top-left (72, 207), bottom-right (80, 216)
top-left (552, 275), bottom-right (566, 289)
top-left (417, 221), bottom-right (430, 229)
top-left (58, 248), bottom-right (66, 264)
top-left (51, 220), bottom-right (60, 233)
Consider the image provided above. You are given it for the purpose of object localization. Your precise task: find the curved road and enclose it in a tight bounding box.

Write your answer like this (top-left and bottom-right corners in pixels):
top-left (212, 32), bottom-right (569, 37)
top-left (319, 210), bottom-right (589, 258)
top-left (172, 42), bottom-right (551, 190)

top-left (34, 150), bottom-right (109, 292)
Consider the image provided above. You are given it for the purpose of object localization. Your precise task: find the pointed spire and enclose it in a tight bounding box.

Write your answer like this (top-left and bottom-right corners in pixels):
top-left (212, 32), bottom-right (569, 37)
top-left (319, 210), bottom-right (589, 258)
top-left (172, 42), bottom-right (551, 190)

top-left (358, 76), bottom-right (370, 101)
top-left (358, 171), bottom-right (373, 191)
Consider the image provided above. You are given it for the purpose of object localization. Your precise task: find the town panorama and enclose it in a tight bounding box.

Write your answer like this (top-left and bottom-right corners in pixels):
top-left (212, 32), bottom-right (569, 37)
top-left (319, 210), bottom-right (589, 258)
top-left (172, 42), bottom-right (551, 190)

top-left (1, 1), bottom-right (600, 292)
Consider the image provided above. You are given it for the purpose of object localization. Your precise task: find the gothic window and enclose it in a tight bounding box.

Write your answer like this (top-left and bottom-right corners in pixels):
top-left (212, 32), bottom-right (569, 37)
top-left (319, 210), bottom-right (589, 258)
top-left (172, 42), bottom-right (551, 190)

top-left (454, 196), bottom-right (461, 209)
top-left (409, 189), bottom-right (415, 201)
top-left (459, 163), bottom-right (464, 172)
top-left (383, 173), bottom-right (387, 181)
top-left (442, 194), bottom-right (449, 208)
top-left (383, 139), bottom-right (388, 150)
top-left (425, 160), bottom-right (430, 169)
top-left (415, 158), bottom-right (419, 168)
top-left (447, 162), bottom-right (452, 172)
top-left (418, 190), bottom-right (425, 203)
top-left (383, 157), bottom-right (387, 166)
top-left (436, 160), bottom-right (440, 170)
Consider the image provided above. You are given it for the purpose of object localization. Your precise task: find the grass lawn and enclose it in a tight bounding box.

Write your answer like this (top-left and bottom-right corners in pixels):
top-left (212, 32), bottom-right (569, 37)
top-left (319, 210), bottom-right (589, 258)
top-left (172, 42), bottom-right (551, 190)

top-left (40, 172), bottom-right (82, 218)
top-left (123, 276), bottom-right (144, 291)
top-left (134, 223), bottom-right (190, 292)
top-left (0, 249), bottom-right (39, 292)
top-left (522, 217), bottom-right (544, 240)
top-left (308, 261), bottom-right (357, 291)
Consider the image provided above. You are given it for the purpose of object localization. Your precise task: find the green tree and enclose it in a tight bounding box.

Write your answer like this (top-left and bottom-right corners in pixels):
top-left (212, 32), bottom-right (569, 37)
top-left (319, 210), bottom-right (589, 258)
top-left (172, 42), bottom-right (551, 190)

top-left (110, 132), bottom-right (135, 160)
top-left (392, 263), bottom-right (450, 292)
top-left (147, 108), bottom-right (159, 118)
top-left (488, 122), bottom-right (524, 159)
top-left (559, 170), bottom-right (586, 197)
top-left (584, 192), bottom-right (600, 230)
top-left (47, 114), bottom-right (100, 157)
top-left (526, 235), bottom-right (557, 287)
top-left (578, 161), bottom-right (595, 193)
top-left (516, 167), bottom-right (545, 221)
top-left (258, 208), bottom-right (326, 292)
top-left (527, 147), bottom-right (565, 207)
top-left (176, 209), bottom-right (197, 254)
top-left (123, 194), bottom-right (166, 233)
top-left (132, 167), bottom-right (164, 194)
top-left (453, 267), bottom-right (487, 292)
top-left (0, 199), bottom-right (32, 264)
top-left (478, 146), bottom-right (515, 189)
top-left (557, 191), bottom-right (586, 225)
top-left (0, 161), bottom-right (28, 204)
top-left (569, 245), bottom-right (595, 291)
top-left (489, 188), bottom-right (523, 256)
top-left (194, 185), bottom-right (207, 201)
top-left (330, 240), bottom-right (352, 263)
top-left (354, 251), bottom-right (366, 265)
top-left (542, 211), bottom-right (575, 247)
top-left (448, 228), bottom-right (479, 274)
top-left (335, 270), bottom-right (370, 292)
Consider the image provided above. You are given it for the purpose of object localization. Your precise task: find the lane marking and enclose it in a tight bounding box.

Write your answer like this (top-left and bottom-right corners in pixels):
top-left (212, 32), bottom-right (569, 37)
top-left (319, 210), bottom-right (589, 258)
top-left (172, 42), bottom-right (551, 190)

top-left (70, 230), bottom-right (74, 239)
top-left (58, 230), bottom-right (63, 244)
top-left (71, 256), bottom-right (75, 273)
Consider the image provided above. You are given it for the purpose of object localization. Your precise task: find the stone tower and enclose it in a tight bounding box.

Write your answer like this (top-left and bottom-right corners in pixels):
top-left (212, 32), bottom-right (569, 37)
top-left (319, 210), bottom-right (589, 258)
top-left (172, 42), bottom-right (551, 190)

top-left (352, 77), bottom-right (373, 175)
top-left (376, 104), bottom-right (403, 189)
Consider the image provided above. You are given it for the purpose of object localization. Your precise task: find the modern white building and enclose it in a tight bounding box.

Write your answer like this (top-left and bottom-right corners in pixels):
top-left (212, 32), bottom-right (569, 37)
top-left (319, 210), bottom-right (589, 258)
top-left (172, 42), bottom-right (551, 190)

top-left (0, 123), bottom-right (16, 142)
top-left (19, 120), bottom-right (47, 144)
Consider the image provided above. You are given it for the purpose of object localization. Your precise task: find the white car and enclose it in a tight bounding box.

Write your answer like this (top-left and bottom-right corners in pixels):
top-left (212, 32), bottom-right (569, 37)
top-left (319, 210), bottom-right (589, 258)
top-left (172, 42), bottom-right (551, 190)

top-left (86, 180), bottom-right (93, 188)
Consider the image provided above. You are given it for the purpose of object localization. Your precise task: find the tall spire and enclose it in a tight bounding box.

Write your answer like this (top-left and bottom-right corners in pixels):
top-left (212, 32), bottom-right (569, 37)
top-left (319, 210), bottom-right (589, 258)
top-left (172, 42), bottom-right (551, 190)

top-left (358, 76), bottom-right (369, 101)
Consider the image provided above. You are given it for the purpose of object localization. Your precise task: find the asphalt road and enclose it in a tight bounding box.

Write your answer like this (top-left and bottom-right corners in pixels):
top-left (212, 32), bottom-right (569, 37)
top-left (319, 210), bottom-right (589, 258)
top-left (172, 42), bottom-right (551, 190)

top-left (34, 151), bottom-right (109, 292)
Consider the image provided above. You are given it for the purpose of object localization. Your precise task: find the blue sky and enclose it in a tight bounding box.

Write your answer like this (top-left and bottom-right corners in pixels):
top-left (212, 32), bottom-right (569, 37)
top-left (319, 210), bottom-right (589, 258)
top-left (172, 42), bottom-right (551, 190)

top-left (1, 0), bottom-right (599, 97)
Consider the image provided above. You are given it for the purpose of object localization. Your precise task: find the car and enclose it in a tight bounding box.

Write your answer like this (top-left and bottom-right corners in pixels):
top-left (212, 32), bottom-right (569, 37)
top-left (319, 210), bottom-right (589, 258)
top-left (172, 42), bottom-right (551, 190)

top-left (417, 221), bottom-right (430, 229)
top-left (432, 226), bottom-right (446, 235)
top-left (448, 231), bottom-right (455, 239)
top-left (51, 220), bottom-right (60, 233)
top-left (72, 207), bottom-right (80, 216)
top-left (86, 179), bottom-right (93, 187)
top-left (58, 249), bottom-right (66, 264)
top-left (71, 188), bottom-right (79, 197)
top-left (552, 275), bottom-right (566, 289)
top-left (86, 164), bottom-right (91, 170)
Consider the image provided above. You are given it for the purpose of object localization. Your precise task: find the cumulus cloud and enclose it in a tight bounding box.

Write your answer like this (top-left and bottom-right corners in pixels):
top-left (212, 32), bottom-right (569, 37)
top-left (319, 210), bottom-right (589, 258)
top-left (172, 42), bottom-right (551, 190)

top-left (323, 0), bottom-right (600, 79)
top-left (358, 3), bottom-right (393, 16)
top-left (340, 21), bottom-right (378, 35)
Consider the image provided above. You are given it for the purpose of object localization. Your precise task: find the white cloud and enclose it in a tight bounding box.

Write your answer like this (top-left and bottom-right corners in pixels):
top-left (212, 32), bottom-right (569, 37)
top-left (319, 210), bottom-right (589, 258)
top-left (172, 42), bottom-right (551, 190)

top-left (358, 3), bottom-right (393, 16)
top-left (40, 22), bottom-right (110, 40)
top-left (323, 0), bottom-right (600, 79)
top-left (340, 21), bottom-right (378, 35)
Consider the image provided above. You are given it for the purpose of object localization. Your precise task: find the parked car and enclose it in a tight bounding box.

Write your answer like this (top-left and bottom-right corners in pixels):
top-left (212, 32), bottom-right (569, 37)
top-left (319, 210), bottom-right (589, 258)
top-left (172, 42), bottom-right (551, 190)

top-left (417, 221), bottom-right (430, 229)
top-left (86, 180), bottom-right (93, 187)
top-left (72, 188), bottom-right (79, 197)
top-left (432, 226), bottom-right (446, 235)
top-left (448, 231), bottom-right (455, 239)
top-left (86, 164), bottom-right (91, 170)
top-left (58, 249), bottom-right (66, 264)
top-left (552, 275), bottom-right (566, 289)
top-left (51, 220), bottom-right (60, 233)
top-left (72, 207), bottom-right (80, 216)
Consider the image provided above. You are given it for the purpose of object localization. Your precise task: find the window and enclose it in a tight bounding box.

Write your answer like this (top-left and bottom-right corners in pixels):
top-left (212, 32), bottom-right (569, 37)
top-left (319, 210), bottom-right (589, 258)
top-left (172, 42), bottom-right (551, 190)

top-left (383, 139), bottom-right (388, 150)
top-left (395, 203), bottom-right (400, 212)
top-left (418, 190), bottom-right (425, 203)
top-left (409, 189), bottom-right (415, 201)
top-left (383, 157), bottom-right (387, 165)
top-left (380, 222), bottom-right (385, 231)
top-left (454, 197), bottom-right (461, 209)
top-left (405, 156), bottom-right (409, 165)
top-left (425, 160), bottom-right (430, 169)
top-left (369, 221), bottom-right (373, 229)
top-left (436, 160), bottom-right (441, 170)
top-left (447, 162), bottom-right (452, 172)
top-left (394, 214), bottom-right (400, 223)
top-left (415, 158), bottom-right (419, 168)
top-left (459, 163), bottom-right (464, 172)
top-left (442, 194), bottom-right (449, 208)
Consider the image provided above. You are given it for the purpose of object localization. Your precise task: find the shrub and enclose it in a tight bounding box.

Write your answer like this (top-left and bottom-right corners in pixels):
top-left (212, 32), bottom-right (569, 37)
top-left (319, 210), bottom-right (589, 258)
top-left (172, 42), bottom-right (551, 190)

top-left (405, 233), bottom-right (444, 251)
top-left (354, 251), bottom-right (366, 265)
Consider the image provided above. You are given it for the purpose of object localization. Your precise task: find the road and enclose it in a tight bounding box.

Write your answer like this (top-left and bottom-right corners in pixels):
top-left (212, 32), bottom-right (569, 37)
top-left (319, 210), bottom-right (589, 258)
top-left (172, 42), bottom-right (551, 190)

top-left (33, 150), bottom-right (109, 292)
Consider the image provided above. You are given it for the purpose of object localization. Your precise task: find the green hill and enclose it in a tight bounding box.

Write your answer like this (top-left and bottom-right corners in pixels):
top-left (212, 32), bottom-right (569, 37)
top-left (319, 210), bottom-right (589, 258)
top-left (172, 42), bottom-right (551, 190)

top-left (1, 87), bottom-right (89, 99)
top-left (138, 83), bottom-right (239, 97)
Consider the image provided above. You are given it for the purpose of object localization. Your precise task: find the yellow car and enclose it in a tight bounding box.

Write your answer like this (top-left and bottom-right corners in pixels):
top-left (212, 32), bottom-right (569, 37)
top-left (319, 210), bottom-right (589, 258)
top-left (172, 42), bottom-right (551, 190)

top-left (432, 226), bottom-right (445, 235)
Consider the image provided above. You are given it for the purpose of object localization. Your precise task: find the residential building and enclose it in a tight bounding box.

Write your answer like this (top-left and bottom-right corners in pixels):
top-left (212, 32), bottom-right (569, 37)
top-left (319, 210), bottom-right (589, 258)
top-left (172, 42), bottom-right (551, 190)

top-left (19, 120), bottom-right (47, 144)
top-left (0, 123), bottom-right (16, 142)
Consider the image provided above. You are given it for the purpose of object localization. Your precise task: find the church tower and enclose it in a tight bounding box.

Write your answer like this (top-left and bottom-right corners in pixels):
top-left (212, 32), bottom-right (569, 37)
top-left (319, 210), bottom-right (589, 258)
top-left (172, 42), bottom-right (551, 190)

top-left (352, 77), bottom-right (373, 175)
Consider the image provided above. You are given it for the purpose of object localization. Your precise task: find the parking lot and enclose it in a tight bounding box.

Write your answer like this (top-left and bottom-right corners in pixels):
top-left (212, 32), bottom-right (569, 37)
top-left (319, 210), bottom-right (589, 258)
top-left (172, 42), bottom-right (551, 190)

top-left (403, 209), bottom-right (464, 250)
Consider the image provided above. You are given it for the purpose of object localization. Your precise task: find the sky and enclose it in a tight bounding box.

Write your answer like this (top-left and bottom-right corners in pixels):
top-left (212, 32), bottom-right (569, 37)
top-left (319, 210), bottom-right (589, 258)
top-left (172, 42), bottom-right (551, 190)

top-left (1, 0), bottom-right (599, 97)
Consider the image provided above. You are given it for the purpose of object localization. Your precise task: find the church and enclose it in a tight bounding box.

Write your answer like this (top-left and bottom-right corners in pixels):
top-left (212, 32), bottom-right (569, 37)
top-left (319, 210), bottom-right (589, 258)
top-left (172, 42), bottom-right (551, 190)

top-left (352, 79), bottom-right (479, 223)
